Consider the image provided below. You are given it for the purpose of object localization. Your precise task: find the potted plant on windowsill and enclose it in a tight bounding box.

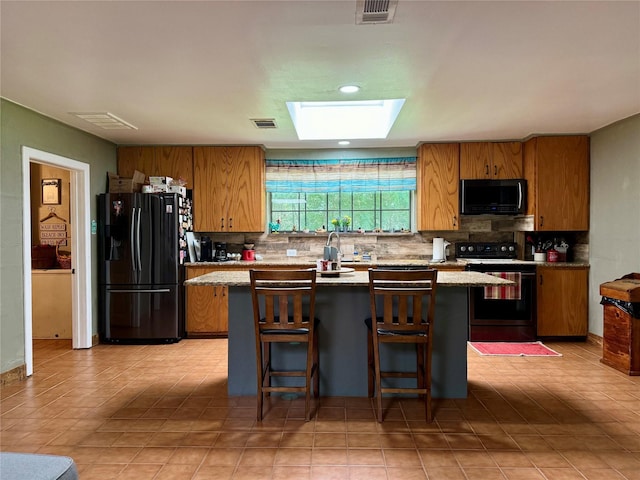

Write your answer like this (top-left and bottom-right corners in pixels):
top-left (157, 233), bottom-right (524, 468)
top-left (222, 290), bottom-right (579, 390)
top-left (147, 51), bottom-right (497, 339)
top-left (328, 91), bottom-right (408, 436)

top-left (331, 218), bottom-right (340, 231)
top-left (341, 215), bottom-right (351, 232)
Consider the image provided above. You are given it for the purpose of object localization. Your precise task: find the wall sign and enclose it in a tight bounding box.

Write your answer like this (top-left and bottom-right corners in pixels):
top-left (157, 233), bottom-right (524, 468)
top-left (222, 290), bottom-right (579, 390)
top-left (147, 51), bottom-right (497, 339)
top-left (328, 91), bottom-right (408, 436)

top-left (42, 178), bottom-right (61, 205)
top-left (40, 222), bottom-right (67, 246)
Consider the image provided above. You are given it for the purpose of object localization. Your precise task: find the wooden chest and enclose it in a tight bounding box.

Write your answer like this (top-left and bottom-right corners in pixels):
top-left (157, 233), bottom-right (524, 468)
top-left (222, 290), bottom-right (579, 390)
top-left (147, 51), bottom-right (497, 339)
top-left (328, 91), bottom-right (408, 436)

top-left (600, 273), bottom-right (640, 375)
top-left (601, 304), bottom-right (640, 375)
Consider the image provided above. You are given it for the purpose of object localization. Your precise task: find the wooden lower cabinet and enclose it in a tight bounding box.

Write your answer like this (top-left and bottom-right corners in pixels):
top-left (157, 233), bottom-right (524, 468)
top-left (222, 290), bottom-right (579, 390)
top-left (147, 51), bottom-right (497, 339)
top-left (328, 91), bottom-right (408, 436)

top-left (184, 262), bottom-right (465, 337)
top-left (537, 266), bottom-right (589, 337)
top-left (186, 267), bottom-right (229, 337)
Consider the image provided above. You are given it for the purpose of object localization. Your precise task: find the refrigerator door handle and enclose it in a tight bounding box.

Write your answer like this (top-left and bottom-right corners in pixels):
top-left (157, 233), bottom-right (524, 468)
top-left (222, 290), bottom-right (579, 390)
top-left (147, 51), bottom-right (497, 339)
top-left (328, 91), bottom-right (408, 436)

top-left (130, 207), bottom-right (137, 274)
top-left (136, 207), bottom-right (142, 272)
top-left (108, 289), bottom-right (172, 293)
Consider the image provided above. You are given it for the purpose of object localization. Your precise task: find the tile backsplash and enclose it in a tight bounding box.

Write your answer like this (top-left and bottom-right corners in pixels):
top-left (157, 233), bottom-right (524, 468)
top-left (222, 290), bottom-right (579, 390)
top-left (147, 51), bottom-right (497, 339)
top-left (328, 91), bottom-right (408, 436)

top-left (196, 215), bottom-right (589, 263)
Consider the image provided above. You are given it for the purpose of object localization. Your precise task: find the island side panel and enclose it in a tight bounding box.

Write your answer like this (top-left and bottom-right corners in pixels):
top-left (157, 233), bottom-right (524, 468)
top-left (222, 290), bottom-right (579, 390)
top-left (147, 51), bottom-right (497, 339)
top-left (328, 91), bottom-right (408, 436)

top-left (227, 285), bottom-right (468, 398)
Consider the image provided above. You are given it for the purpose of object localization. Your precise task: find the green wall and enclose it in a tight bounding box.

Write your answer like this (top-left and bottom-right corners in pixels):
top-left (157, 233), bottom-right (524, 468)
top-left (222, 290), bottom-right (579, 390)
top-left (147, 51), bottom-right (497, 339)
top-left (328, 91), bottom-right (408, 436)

top-left (588, 113), bottom-right (640, 336)
top-left (0, 99), bottom-right (116, 374)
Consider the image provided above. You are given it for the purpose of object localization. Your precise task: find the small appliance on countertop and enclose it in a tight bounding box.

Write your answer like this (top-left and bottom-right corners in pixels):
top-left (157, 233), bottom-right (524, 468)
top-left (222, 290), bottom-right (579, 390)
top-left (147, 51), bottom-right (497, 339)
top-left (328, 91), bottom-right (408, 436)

top-left (213, 242), bottom-right (229, 262)
top-left (199, 236), bottom-right (213, 262)
top-left (431, 237), bottom-right (451, 263)
top-left (241, 243), bottom-right (255, 261)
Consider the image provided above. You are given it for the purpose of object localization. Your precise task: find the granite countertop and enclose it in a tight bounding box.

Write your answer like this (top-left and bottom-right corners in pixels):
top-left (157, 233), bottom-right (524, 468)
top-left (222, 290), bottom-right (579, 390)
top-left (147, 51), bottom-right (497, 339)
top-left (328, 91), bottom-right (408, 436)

top-left (185, 269), bottom-right (514, 288)
top-left (185, 258), bottom-right (589, 268)
top-left (185, 258), bottom-right (461, 268)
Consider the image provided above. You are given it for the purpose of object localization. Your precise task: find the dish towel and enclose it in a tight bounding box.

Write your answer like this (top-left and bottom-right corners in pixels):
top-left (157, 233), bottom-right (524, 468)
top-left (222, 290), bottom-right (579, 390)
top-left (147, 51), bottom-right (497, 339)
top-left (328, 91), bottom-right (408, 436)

top-left (483, 272), bottom-right (522, 300)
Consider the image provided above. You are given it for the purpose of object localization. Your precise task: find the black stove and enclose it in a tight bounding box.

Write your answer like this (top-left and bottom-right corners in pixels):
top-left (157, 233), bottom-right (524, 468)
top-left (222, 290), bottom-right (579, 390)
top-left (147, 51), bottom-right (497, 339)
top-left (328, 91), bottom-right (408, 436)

top-left (456, 241), bottom-right (517, 260)
top-left (458, 242), bottom-right (537, 342)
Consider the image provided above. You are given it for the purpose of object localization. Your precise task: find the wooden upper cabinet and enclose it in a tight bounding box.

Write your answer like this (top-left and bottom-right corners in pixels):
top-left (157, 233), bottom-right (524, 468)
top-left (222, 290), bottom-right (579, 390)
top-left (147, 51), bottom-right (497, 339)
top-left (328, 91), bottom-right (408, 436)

top-left (117, 146), bottom-right (194, 187)
top-left (460, 142), bottom-right (522, 179)
top-left (193, 146), bottom-right (265, 232)
top-left (417, 143), bottom-right (460, 231)
top-left (524, 136), bottom-right (589, 231)
top-left (117, 146), bottom-right (154, 178)
top-left (537, 266), bottom-right (588, 337)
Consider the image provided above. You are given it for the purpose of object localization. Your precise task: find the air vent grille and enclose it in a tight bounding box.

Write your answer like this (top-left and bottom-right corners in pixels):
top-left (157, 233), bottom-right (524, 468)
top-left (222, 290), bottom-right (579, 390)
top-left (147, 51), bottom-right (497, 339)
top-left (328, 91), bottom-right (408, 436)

top-left (251, 118), bottom-right (278, 129)
top-left (71, 112), bottom-right (138, 130)
top-left (356, 0), bottom-right (398, 24)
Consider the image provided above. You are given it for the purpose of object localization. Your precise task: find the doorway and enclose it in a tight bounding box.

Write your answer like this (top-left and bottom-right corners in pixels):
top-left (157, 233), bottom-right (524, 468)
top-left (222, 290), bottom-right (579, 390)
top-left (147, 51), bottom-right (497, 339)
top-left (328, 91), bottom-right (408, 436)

top-left (21, 147), bottom-right (92, 376)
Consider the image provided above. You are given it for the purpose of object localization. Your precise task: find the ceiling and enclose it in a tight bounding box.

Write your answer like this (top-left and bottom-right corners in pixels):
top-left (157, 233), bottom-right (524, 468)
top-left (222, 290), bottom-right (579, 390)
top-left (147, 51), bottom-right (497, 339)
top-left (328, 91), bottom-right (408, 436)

top-left (2, 0), bottom-right (639, 150)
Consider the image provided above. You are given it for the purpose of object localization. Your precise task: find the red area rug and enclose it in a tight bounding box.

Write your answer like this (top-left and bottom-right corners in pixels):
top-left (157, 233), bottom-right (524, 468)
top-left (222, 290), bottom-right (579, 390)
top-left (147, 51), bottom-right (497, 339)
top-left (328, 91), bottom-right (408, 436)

top-left (469, 341), bottom-right (562, 357)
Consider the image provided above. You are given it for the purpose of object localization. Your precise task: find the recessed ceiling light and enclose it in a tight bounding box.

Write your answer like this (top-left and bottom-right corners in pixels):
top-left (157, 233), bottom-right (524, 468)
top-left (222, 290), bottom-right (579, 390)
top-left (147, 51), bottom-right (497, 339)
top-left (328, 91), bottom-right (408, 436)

top-left (286, 99), bottom-right (405, 140)
top-left (339, 85), bottom-right (360, 94)
top-left (338, 141), bottom-right (351, 146)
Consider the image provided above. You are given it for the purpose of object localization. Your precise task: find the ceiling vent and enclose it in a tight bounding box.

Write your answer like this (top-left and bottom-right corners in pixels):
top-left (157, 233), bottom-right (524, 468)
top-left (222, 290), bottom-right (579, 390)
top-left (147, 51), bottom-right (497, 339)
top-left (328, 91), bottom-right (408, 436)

top-left (356, 0), bottom-right (398, 24)
top-left (251, 118), bottom-right (278, 129)
top-left (71, 112), bottom-right (138, 130)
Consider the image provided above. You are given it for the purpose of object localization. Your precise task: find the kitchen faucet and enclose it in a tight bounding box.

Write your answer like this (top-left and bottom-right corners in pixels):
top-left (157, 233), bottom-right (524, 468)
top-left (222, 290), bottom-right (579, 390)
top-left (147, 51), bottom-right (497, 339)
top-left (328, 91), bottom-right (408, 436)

top-left (324, 231), bottom-right (341, 261)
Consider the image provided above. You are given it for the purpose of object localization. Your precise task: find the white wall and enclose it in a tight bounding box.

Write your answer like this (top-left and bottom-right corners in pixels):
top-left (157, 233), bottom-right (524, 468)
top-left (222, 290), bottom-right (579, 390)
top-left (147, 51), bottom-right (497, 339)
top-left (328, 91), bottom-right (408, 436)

top-left (589, 113), bottom-right (640, 336)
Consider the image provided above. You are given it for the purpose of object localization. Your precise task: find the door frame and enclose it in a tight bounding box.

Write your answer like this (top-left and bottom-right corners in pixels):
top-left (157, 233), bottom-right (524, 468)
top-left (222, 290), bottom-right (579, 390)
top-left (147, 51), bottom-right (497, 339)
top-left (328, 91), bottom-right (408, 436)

top-left (22, 147), bottom-right (93, 376)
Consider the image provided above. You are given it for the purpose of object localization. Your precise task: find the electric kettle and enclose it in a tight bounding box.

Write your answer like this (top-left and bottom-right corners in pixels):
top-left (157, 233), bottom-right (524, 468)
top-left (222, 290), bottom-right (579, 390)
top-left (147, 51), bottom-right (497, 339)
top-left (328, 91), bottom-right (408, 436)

top-left (432, 237), bottom-right (451, 263)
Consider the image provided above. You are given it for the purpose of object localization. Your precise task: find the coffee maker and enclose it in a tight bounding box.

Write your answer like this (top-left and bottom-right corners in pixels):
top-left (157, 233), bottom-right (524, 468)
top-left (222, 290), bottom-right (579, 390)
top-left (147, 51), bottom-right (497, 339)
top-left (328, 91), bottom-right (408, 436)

top-left (199, 236), bottom-right (212, 262)
top-left (213, 242), bottom-right (228, 262)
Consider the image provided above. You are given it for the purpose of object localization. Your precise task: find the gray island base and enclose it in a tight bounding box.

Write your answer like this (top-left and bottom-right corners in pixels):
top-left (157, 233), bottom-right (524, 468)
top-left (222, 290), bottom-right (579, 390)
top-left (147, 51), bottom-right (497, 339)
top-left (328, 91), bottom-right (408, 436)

top-left (186, 270), bottom-right (512, 399)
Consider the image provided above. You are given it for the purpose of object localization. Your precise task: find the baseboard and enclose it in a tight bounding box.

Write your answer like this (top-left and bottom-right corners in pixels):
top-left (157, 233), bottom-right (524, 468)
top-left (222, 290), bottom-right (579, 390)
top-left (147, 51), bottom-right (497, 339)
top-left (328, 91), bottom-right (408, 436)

top-left (0, 364), bottom-right (26, 387)
top-left (587, 332), bottom-right (603, 346)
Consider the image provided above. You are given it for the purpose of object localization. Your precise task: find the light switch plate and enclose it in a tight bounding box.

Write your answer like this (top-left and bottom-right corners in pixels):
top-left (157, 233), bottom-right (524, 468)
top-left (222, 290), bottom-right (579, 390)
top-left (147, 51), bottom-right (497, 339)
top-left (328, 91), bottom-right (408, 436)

top-left (286, 249), bottom-right (297, 257)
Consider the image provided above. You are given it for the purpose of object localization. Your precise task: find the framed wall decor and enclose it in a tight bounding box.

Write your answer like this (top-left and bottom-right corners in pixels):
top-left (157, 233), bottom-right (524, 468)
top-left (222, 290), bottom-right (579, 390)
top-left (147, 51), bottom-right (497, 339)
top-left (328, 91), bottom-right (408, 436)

top-left (42, 178), bottom-right (61, 205)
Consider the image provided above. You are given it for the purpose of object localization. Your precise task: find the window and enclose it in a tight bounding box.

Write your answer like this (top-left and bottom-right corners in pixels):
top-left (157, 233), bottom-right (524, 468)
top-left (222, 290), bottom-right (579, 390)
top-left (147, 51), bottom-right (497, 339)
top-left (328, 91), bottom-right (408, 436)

top-left (270, 191), bottom-right (412, 232)
top-left (266, 152), bottom-right (416, 233)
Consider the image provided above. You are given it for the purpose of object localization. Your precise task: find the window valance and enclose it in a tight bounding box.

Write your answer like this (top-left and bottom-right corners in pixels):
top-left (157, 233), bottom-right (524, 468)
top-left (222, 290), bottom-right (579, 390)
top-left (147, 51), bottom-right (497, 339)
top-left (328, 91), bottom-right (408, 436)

top-left (265, 156), bottom-right (416, 193)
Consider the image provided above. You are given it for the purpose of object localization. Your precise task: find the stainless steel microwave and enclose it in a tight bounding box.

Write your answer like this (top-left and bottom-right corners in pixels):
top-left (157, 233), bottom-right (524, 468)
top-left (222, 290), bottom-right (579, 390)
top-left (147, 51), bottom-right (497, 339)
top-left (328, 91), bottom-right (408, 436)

top-left (460, 179), bottom-right (526, 215)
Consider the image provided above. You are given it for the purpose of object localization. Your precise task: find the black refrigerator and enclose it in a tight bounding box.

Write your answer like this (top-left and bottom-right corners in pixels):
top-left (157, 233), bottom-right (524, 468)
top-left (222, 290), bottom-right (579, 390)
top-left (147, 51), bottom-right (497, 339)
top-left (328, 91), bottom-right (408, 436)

top-left (98, 192), bottom-right (191, 343)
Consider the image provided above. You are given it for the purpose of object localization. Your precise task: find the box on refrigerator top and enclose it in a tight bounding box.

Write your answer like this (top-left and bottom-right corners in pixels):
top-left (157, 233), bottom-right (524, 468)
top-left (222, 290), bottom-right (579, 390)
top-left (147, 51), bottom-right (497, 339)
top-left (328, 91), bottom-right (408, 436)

top-left (167, 185), bottom-right (187, 197)
top-left (108, 170), bottom-right (145, 193)
top-left (149, 176), bottom-right (173, 186)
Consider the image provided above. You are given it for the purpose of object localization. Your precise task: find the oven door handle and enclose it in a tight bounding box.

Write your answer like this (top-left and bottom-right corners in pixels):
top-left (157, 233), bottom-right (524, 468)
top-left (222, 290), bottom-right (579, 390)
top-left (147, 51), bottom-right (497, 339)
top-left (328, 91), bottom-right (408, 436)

top-left (520, 272), bottom-right (536, 278)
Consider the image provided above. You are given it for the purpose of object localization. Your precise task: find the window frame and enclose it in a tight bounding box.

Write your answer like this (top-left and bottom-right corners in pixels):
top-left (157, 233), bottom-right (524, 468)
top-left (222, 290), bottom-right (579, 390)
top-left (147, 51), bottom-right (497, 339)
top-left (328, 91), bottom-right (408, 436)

top-left (268, 191), bottom-right (416, 233)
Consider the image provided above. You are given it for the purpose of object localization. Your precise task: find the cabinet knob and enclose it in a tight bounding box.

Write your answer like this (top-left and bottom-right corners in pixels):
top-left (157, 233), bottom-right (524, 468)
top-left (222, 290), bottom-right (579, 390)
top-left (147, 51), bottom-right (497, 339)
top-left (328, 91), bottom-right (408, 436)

top-left (220, 217), bottom-right (225, 229)
top-left (494, 165), bottom-right (498, 176)
top-left (539, 216), bottom-right (544, 227)
top-left (539, 275), bottom-right (543, 286)
top-left (452, 215), bottom-right (457, 227)
top-left (228, 217), bottom-right (233, 229)
top-left (485, 164), bottom-right (489, 175)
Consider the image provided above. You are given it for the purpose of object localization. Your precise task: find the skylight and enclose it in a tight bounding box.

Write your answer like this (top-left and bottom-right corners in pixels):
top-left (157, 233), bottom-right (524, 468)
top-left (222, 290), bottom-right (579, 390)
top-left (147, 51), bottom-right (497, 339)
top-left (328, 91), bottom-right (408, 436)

top-left (286, 99), bottom-right (405, 140)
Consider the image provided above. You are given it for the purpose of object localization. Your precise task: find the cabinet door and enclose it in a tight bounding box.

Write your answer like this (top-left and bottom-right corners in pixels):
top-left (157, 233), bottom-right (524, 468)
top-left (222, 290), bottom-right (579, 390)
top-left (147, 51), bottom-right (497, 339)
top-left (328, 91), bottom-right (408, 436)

top-left (193, 146), bottom-right (264, 232)
top-left (459, 142), bottom-right (522, 179)
top-left (527, 136), bottom-right (589, 231)
top-left (417, 143), bottom-right (460, 230)
top-left (118, 146), bottom-right (193, 187)
top-left (186, 267), bottom-right (228, 336)
top-left (226, 146), bottom-right (265, 232)
top-left (193, 147), bottom-right (228, 231)
top-left (537, 267), bottom-right (588, 337)
top-left (154, 146), bottom-right (193, 188)
top-left (117, 146), bottom-right (154, 178)
top-left (492, 142), bottom-right (522, 179)
top-left (460, 143), bottom-right (490, 179)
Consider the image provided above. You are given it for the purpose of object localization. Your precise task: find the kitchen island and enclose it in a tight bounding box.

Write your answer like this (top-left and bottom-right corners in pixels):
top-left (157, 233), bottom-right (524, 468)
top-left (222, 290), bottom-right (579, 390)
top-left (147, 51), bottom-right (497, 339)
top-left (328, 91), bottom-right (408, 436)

top-left (186, 270), bottom-right (511, 399)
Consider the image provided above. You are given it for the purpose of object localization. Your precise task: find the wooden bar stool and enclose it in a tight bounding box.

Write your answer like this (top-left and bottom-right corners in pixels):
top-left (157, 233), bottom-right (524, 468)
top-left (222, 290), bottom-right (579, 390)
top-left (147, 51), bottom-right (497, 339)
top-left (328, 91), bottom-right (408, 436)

top-left (250, 269), bottom-right (320, 421)
top-left (365, 268), bottom-right (438, 422)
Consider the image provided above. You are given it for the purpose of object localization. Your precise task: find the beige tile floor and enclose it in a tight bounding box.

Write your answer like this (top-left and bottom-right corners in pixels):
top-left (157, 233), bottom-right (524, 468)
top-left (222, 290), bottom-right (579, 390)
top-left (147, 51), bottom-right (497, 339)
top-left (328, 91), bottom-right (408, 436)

top-left (1, 339), bottom-right (639, 479)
